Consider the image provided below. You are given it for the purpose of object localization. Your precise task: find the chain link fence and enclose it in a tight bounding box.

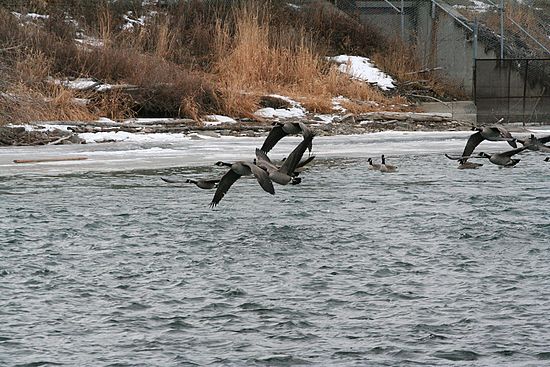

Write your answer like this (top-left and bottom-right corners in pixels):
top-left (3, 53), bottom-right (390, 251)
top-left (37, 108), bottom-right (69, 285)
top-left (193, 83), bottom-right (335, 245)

top-left (331, 0), bottom-right (550, 122)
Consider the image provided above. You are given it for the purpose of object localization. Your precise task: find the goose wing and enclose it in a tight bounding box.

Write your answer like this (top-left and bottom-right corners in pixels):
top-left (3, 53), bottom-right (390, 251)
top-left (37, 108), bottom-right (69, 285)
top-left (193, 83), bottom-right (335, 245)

top-left (494, 126), bottom-right (517, 147)
top-left (210, 169), bottom-right (241, 207)
top-left (499, 146), bottom-right (528, 157)
top-left (296, 155), bottom-right (315, 170)
top-left (279, 130), bottom-right (315, 175)
top-left (538, 135), bottom-right (550, 144)
top-left (161, 177), bottom-right (183, 184)
top-left (243, 162), bottom-right (275, 195)
top-left (461, 131), bottom-right (485, 158)
top-left (260, 124), bottom-right (287, 153)
top-left (255, 148), bottom-right (278, 173)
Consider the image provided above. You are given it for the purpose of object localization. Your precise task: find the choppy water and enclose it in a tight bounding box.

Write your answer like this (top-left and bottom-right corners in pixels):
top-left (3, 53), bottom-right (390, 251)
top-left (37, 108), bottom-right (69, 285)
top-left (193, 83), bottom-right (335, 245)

top-left (1, 131), bottom-right (550, 366)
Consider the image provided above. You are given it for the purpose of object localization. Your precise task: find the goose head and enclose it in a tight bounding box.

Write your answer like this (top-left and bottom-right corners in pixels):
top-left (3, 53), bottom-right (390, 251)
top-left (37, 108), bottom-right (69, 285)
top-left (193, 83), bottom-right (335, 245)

top-left (471, 126), bottom-right (483, 132)
top-left (290, 177), bottom-right (302, 185)
top-left (477, 152), bottom-right (491, 158)
top-left (215, 161), bottom-right (231, 167)
top-left (545, 157), bottom-right (549, 162)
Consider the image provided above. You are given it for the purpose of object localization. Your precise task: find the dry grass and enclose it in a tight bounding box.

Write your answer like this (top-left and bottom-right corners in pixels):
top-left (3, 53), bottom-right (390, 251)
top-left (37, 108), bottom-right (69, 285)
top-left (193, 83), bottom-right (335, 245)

top-left (0, 0), bottom-right (469, 125)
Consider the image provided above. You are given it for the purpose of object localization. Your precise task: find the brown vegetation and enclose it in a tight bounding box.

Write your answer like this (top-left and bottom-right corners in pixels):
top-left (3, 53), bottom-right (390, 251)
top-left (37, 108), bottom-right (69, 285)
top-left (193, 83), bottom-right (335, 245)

top-left (0, 0), bottom-right (464, 126)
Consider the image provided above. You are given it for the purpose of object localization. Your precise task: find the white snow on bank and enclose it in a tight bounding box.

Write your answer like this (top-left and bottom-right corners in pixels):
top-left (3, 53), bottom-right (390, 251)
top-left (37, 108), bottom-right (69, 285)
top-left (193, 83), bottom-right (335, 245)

top-left (328, 55), bottom-right (396, 91)
top-left (49, 77), bottom-right (114, 92)
top-left (204, 115), bottom-right (238, 125)
top-left (453, 0), bottom-right (493, 12)
top-left (254, 94), bottom-right (307, 120)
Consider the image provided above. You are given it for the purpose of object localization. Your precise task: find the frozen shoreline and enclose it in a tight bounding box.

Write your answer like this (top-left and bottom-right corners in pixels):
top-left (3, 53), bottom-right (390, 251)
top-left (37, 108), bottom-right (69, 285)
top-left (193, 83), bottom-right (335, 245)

top-left (1, 127), bottom-right (549, 177)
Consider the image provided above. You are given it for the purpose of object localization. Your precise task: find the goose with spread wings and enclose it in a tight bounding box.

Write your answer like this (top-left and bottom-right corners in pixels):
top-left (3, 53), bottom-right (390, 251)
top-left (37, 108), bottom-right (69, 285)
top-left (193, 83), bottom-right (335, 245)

top-left (255, 129), bottom-right (315, 185)
top-left (476, 146), bottom-right (528, 167)
top-left (516, 134), bottom-right (550, 152)
top-left (260, 121), bottom-right (313, 154)
top-left (458, 126), bottom-right (517, 164)
top-left (210, 161), bottom-right (275, 207)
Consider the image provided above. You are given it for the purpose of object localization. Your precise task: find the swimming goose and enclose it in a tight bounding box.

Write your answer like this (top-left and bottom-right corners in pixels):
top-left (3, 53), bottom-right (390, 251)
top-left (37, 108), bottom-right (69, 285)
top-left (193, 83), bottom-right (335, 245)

top-left (517, 134), bottom-right (550, 152)
top-left (380, 154), bottom-right (397, 173)
top-left (457, 161), bottom-right (483, 169)
top-left (476, 146), bottom-right (528, 167)
top-left (367, 157), bottom-right (381, 170)
top-left (210, 161), bottom-right (275, 207)
top-left (460, 126), bottom-right (517, 162)
top-left (255, 129), bottom-right (315, 185)
top-left (161, 177), bottom-right (219, 189)
top-left (260, 121), bottom-right (313, 154)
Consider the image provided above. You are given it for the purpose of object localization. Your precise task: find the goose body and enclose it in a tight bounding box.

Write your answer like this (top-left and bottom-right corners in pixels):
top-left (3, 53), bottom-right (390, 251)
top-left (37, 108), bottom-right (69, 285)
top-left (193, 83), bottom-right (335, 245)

top-left (460, 126), bottom-right (517, 161)
top-left (210, 161), bottom-right (274, 207)
top-left (517, 134), bottom-right (550, 152)
top-left (379, 154), bottom-right (397, 173)
top-left (477, 146), bottom-right (527, 167)
top-left (367, 158), bottom-right (381, 171)
top-left (260, 121), bottom-right (312, 154)
top-left (256, 129), bottom-right (315, 185)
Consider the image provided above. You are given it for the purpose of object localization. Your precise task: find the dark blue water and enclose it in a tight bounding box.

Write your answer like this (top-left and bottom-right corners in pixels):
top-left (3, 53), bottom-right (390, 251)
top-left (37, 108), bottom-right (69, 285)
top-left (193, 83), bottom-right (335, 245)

top-left (1, 146), bottom-right (550, 366)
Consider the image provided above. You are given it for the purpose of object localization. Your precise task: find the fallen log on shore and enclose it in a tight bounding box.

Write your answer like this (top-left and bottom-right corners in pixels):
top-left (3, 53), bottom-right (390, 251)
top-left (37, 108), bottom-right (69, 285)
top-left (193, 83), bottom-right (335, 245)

top-left (13, 157), bottom-right (88, 164)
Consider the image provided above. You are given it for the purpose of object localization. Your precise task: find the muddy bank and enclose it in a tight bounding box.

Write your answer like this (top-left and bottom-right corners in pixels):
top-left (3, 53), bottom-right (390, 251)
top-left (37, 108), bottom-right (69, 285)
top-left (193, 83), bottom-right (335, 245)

top-left (0, 112), bottom-right (473, 146)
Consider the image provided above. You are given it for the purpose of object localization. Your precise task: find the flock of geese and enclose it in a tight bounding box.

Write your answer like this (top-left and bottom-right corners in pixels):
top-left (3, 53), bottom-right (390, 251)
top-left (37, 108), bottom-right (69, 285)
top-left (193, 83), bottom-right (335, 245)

top-left (162, 122), bottom-right (316, 207)
top-left (161, 122), bottom-right (550, 207)
top-left (445, 126), bottom-right (550, 168)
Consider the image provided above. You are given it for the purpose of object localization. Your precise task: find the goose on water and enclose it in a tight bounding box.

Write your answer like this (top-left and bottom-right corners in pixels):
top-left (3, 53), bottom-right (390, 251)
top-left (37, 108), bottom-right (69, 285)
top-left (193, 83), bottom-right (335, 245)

top-left (161, 177), bottom-right (219, 189)
top-left (380, 154), bottom-right (397, 173)
top-left (255, 129), bottom-right (315, 185)
top-left (210, 161), bottom-right (275, 207)
top-left (260, 121), bottom-right (313, 154)
top-left (367, 158), bottom-right (381, 171)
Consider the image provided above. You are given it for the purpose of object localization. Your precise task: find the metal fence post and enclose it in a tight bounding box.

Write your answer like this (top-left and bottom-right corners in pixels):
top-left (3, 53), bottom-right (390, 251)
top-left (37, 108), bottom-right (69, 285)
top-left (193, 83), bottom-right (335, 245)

top-left (499, 0), bottom-right (504, 59)
top-left (400, 0), bottom-right (405, 42)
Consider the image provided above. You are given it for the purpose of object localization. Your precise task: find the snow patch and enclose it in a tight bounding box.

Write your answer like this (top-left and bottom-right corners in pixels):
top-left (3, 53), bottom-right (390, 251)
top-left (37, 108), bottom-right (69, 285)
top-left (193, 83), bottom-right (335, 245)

top-left (328, 55), bottom-right (396, 91)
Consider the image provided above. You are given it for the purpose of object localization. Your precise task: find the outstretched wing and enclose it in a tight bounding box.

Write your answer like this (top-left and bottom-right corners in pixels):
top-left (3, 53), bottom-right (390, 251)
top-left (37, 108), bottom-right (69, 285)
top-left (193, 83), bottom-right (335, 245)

top-left (280, 130), bottom-right (315, 175)
top-left (260, 124), bottom-right (287, 153)
top-left (494, 126), bottom-right (517, 148)
top-left (538, 135), bottom-right (550, 144)
top-left (500, 145), bottom-right (528, 157)
top-left (296, 155), bottom-right (315, 170)
top-left (161, 177), bottom-right (182, 184)
top-left (461, 131), bottom-right (485, 158)
top-left (244, 162), bottom-right (275, 195)
top-left (210, 170), bottom-right (241, 207)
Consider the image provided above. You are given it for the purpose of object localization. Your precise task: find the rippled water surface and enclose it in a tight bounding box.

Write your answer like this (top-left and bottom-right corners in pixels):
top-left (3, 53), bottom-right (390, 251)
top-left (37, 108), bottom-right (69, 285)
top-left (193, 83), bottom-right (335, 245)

top-left (1, 132), bottom-right (550, 366)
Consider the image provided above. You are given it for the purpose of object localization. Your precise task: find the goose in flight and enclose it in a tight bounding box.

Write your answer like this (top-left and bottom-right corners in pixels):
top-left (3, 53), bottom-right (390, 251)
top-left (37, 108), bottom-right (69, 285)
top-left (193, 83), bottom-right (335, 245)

top-left (161, 177), bottom-right (220, 189)
top-left (459, 126), bottom-right (517, 162)
top-left (516, 134), bottom-right (550, 152)
top-left (477, 146), bottom-right (528, 167)
top-left (260, 121), bottom-right (313, 154)
top-left (379, 154), bottom-right (397, 173)
top-left (210, 161), bottom-right (275, 207)
top-left (255, 129), bottom-right (315, 185)
top-left (367, 158), bottom-right (381, 171)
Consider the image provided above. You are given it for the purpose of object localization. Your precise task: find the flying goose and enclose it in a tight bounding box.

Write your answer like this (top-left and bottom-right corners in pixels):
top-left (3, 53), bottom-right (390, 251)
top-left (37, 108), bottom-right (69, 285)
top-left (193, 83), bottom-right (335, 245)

top-left (210, 161), bottom-right (275, 207)
top-left (379, 154), bottom-right (397, 173)
top-left (260, 121), bottom-right (313, 154)
top-left (476, 146), bottom-right (528, 167)
top-left (367, 157), bottom-right (381, 171)
top-left (516, 134), bottom-right (550, 152)
top-left (279, 155), bottom-right (316, 176)
top-left (459, 126), bottom-right (517, 162)
top-left (255, 129), bottom-right (315, 185)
